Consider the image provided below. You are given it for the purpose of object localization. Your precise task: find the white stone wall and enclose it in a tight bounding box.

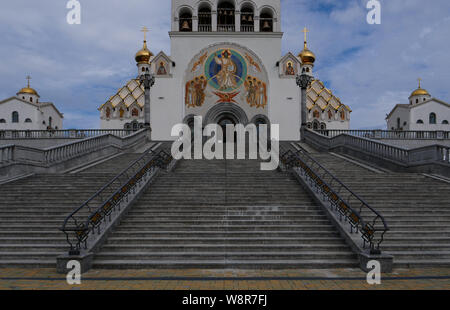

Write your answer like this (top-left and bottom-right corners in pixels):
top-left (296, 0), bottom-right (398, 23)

top-left (410, 100), bottom-right (450, 131)
top-left (149, 32), bottom-right (301, 140)
top-left (0, 98), bottom-right (42, 130)
top-left (387, 106), bottom-right (411, 130)
top-left (0, 98), bottom-right (63, 130)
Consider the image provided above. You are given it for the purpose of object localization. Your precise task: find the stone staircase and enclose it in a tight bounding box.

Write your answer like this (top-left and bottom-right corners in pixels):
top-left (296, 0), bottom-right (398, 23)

top-left (92, 158), bottom-right (359, 269)
top-left (291, 143), bottom-right (450, 268)
top-left (0, 153), bottom-right (145, 268)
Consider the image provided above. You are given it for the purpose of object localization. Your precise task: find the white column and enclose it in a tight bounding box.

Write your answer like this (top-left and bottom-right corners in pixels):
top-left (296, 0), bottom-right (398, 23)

top-left (212, 11), bottom-right (217, 31)
top-left (192, 16), bottom-right (198, 32)
top-left (235, 11), bottom-right (241, 32)
top-left (254, 16), bottom-right (260, 32)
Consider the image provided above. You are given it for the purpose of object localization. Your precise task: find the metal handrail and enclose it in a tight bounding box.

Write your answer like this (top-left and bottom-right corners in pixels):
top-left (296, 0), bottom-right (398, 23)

top-left (60, 143), bottom-right (173, 254)
top-left (280, 144), bottom-right (389, 253)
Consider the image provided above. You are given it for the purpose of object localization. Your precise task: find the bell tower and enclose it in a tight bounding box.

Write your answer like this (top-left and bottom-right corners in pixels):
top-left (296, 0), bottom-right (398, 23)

top-left (171, 0), bottom-right (281, 33)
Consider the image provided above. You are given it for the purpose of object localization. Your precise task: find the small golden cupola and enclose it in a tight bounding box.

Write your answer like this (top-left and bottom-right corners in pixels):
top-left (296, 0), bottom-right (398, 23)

top-left (409, 78), bottom-right (431, 104)
top-left (298, 27), bottom-right (316, 66)
top-left (135, 27), bottom-right (153, 77)
top-left (17, 75), bottom-right (40, 103)
top-left (135, 27), bottom-right (153, 64)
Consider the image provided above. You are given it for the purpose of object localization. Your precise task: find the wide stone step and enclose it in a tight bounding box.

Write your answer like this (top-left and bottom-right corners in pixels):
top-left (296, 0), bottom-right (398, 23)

top-left (109, 232), bottom-right (341, 238)
top-left (94, 251), bottom-right (357, 260)
top-left (100, 244), bottom-right (350, 252)
top-left (92, 259), bottom-right (359, 269)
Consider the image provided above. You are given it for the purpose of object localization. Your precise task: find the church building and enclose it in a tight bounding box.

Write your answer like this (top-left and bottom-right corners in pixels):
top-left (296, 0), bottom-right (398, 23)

top-left (0, 77), bottom-right (64, 131)
top-left (99, 0), bottom-right (351, 140)
top-left (386, 79), bottom-right (450, 131)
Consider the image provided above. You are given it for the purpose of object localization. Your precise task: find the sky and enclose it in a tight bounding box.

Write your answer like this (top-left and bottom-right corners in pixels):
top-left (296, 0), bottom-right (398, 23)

top-left (0, 0), bottom-right (449, 129)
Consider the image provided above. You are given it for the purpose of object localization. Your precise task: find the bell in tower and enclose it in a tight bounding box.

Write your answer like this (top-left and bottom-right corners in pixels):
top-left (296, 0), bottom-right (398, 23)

top-left (181, 20), bottom-right (191, 31)
top-left (262, 20), bottom-right (271, 31)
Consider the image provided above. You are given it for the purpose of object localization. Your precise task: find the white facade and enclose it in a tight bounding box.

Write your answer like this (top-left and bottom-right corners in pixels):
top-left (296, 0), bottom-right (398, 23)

top-left (386, 85), bottom-right (450, 131)
top-left (0, 84), bottom-right (63, 131)
top-left (99, 0), bottom-right (351, 140)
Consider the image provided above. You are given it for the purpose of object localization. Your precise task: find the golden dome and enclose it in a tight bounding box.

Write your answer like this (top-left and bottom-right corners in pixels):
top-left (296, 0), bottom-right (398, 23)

top-left (18, 87), bottom-right (38, 96)
top-left (298, 27), bottom-right (316, 65)
top-left (410, 88), bottom-right (430, 97)
top-left (410, 79), bottom-right (430, 97)
top-left (298, 46), bottom-right (316, 65)
top-left (135, 40), bottom-right (153, 64)
top-left (17, 76), bottom-right (39, 96)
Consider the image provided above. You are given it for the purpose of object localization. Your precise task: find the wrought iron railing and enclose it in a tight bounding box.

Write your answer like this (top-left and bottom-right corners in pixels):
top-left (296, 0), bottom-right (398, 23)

top-left (316, 129), bottom-right (450, 140)
top-left (280, 144), bottom-right (389, 253)
top-left (60, 144), bottom-right (174, 254)
top-left (0, 129), bottom-right (132, 140)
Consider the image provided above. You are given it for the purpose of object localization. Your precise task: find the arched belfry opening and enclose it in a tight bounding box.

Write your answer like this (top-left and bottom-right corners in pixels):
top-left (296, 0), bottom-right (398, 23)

top-left (240, 3), bottom-right (255, 32)
top-left (179, 7), bottom-right (193, 32)
top-left (217, 0), bottom-right (235, 32)
top-left (198, 2), bottom-right (212, 32)
top-left (260, 8), bottom-right (274, 32)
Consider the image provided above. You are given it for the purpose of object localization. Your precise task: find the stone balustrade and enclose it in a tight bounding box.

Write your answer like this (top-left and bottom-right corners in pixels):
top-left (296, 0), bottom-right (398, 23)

top-left (317, 129), bottom-right (450, 140)
top-left (0, 129), bottom-right (132, 140)
top-left (0, 129), bottom-right (148, 167)
top-left (305, 129), bottom-right (450, 166)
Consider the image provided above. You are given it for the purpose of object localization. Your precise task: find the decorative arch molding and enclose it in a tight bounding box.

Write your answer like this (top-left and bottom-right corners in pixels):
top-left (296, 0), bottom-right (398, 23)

top-left (204, 103), bottom-right (249, 126)
top-left (195, 0), bottom-right (214, 14)
top-left (258, 4), bottom-right (277, 17)
top-left (183, 114), bottom-right (197, 125)
top-left (239, 0), bottom-right (257, 11)
top-left (176, 5), bottom-right (195, 17)
top-left (250, 114), bottom-right (270, 125)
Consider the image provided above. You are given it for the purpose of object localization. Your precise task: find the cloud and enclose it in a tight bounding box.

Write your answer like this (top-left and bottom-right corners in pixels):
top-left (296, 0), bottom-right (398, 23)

top-left (0, 0), bottom-right (449, 129)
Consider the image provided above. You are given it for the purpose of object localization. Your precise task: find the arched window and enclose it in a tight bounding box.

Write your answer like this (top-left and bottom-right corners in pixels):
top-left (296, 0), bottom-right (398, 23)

top-left (218, 1), bottom-right (235, 32)
top-left (429, 113), bottom-right (437, 124)
top-left (240, 4), bottom-right (254, 32)
top-left (340, 110), bottom-right (345, 121)
top-left (12, 111), bottom-right (19, 123)
top-left (106, 107), bottom-right (111, 118)
top-left (179, 8), bottom-right (193, 32)
top-left (49, 117), bottom-right (52, 128)
top-left (328, 110), bottom-right (333, 120)
top-left (260, 9), bottom-right (274, 32)
top-left (30, 97), bottom-right (33, 102)
top-left (25, 118), bottom-right (32, 123)
top-left (198, 3), bottom-right (212, 32)
top-left (442, 120), bottom-right (449, 125)
top-left (417, 119), bottom-right (424, 124)
top-left (119, 108), bottom-right (125, 118)
top-left (131, 108), bottom-right (139, 117)
top-left (0, 119), bottom-right (6, 123)
top-left (397, 118), bottom-right (401, 129)
top-left (313, 110), bottom-right (320, 119)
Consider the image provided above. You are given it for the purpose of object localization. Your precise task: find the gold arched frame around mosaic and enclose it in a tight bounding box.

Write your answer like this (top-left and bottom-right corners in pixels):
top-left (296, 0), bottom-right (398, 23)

top-left (183, 42), bottom-right (270, 114)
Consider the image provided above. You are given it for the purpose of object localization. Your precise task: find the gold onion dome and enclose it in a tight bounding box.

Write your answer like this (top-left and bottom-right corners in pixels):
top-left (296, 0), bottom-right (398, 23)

top-left (135, 40), bottom-right (153, 64)
top-left (299, 46), bottom-right (316, 65)
top-left (410, 79), bottom-right (430, 97)
top-left (17, 76), bottom-right (38, 96)
top-left (298, 27), bottom-right (315, 65)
